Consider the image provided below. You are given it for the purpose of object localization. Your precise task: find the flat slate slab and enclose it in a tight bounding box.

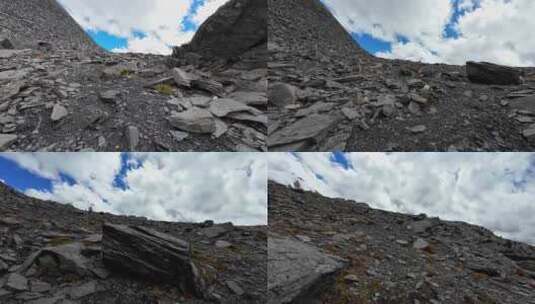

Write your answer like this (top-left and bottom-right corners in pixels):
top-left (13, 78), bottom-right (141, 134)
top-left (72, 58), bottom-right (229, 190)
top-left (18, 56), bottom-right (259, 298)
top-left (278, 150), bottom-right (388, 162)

top-left (268, 113), bottom-right (341, 149)
top-left (268, 235), bottom-right (346, 304)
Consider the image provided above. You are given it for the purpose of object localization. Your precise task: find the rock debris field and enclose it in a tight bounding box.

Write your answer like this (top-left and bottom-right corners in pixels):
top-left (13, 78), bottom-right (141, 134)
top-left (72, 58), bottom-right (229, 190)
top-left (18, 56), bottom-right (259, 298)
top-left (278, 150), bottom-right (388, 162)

top-left (267, 0), bottom-right (535, 151)
top-left (1, 0), bottom-right (535, 151)
top-left (1, 0), bottom-right (267, 152)
top-left (0, 182), bottom-right (267, 304)
top-left (268, 181), bottom-right (535, 304)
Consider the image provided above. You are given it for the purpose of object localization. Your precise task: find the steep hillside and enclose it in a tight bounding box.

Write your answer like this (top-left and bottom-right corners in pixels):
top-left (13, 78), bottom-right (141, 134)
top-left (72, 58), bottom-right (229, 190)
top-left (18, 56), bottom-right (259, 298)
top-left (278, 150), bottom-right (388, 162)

top-left (0, 0), bottom-right (100, 52)
top-left (268, 181), bottom-right (535, 303)
top-left (267, 0), bottom-right (535, 152)
top-left (0, 182), bottom-right (266, 303)
top-left (0, 0), bottom-right (267, 152)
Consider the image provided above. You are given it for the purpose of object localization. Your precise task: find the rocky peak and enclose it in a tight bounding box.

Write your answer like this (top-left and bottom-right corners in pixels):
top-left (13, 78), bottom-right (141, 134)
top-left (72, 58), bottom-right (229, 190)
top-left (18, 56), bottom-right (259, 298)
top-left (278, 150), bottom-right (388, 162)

top-left (174, 0), bottom-right (267, 63)
top-left (268, 0), bottom-right (371, 65)
top-left (0, 0), bottom-right (101, 52)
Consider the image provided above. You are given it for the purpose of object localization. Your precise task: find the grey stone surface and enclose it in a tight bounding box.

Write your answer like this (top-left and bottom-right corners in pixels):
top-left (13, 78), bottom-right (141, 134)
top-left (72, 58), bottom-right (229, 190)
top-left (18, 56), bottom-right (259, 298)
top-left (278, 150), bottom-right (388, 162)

top-left (102, 223), bottom-right (204, 297)
top-left (178, 0), bottom-right (267, 60)
top-left (269, 114), bottom-right (341, 149)
top-left (168, 108), bottom-right (216, 134)
top-left (6, 273), bottom-right (28, 291)
top-left (467, 61), bottom-right (522, 85)
top-left (268, 235), bottom-right (346, 304)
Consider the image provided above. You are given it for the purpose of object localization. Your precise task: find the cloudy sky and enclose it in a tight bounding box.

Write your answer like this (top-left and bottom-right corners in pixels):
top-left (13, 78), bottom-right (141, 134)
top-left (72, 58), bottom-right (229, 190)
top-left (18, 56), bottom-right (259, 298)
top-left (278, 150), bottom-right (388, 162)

top-left (325, 0), bottom-right (535, 66)
top-left (0, 153), bottom-right (267, 225)
top-left (56, 0), bottom-right (535, 66)
top-left (57, 0), bottom-right (227, 54)
top-left (269, 153), bottom-right (535, 245)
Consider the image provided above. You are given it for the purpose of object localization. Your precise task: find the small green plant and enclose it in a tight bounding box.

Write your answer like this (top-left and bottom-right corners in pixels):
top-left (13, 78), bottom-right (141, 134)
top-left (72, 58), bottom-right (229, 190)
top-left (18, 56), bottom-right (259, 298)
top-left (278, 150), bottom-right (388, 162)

top-left (154, 84), bottom-right (174, 95)
top-left (48, 237), bottom-right (74, 246)
top-left (120, 69), bottom-right (132, 77)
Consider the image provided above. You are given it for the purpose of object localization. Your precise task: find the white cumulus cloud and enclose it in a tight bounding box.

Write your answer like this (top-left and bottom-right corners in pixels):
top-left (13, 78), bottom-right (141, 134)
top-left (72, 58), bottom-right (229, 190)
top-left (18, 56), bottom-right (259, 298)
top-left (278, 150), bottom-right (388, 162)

top-left (57, 0), bottom-right (227, 54)
top-left (1, 153), bottom-right (267, 226)
top-left (325, 0), bottom-right (535, 66)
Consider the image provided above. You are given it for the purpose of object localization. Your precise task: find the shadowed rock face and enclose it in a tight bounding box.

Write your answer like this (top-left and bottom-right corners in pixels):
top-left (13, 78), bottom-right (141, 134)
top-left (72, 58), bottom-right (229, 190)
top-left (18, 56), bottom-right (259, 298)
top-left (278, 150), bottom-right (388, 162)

top-left (181, 0), bottom-right (267, 60)
top-left (0, 0), bottom-right (100, 52)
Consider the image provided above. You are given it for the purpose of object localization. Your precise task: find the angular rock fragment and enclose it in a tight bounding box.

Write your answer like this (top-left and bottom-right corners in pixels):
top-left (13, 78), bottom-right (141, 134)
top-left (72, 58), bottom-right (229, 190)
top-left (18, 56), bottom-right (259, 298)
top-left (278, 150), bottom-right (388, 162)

top-left (69, 281), bottom-right (98, 299)
top-left (5, 273), bottom-right (28, 291)
top-left (0, 134), bottom-right (17, 151)
top-left (466, 61), bottom-right (522, 85)
top-left (168, 108), bottom-right (216, 134)
top-left (102, 223), bottom-right (204, 296)
top-left (192, 79), bottom-right (225, 97)
top-left (227, 113), bottom-right (268, 126)
top-left (523, 124), bottom-right (535, 140)
top-left (201, 223), bottom-right (234, 238)
top-left (176, 0), bottom-right (267, 60)
top-left (99, 90), bottom-right (122, 104)
top-left (187, 96), bottom-right (213, 108)
top-left (0, 49), bottom-right (29, 59)
top-left (269, 114), bottom-right (341, 150)
top-left (0, 68), bottom-right (31, 81)
top-left (0, 38), bottom-right (14, 50)
top-left (268, 235), bottom-right (346, 304)
top-left (16, 242), bottom-right (90, 276)
top-left (125, 126), bottom-right (140, 151)
top-left (172, 68), bottom-right (191, 88)
top-left (509, 95), bottom-right (535, 113)
top-left (50, 104), bottom-right (68, 122)
top-left (269, 83), bottom-right (296, 108)
top-left (209, 99), bottom-right (261, 117)
top-left (228, 91), bottom-right (268, 106)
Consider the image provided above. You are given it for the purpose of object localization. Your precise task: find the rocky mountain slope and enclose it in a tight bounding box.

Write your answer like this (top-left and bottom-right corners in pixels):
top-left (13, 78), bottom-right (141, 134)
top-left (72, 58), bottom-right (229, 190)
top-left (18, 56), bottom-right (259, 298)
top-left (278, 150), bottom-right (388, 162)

top-left (0, 182), bottom-right (266, 303)
top-left (268, 181), bottom-right (535, 303)
top-left (0, 0), bottom-right (100, 52)
top-left (267, 0), bottom-right (535, 152)
top-left (1, 0), bottom-right (267, 152)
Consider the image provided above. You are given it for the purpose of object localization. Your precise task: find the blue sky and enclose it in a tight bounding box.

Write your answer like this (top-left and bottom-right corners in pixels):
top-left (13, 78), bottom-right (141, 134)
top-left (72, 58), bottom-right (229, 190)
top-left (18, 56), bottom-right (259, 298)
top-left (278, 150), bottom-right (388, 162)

top-left (60, 0), bottom-right (535, 66)
top-left (0, 153), bottom-right (267, 225)
top-left (342, 0), bottom-right (472, 55)
top-left (269, 152), bottom-right (535, 245)
top-left (85, 0), bottom-right (203, 51)
top-left (0, 153), bottom-right (134, 194)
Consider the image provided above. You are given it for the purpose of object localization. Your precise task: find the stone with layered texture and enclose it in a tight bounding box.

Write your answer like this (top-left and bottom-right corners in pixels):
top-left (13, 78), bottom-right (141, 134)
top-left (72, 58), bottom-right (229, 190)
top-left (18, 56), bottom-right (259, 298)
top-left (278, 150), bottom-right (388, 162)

top-left (102, 223), bottom-right (204, 297)
top-left (168, 108), bottom-right (216, 134)
top-left (466, 61), bottom-right (522, 85)
top-left (268, 235), bottom-right (346, 304)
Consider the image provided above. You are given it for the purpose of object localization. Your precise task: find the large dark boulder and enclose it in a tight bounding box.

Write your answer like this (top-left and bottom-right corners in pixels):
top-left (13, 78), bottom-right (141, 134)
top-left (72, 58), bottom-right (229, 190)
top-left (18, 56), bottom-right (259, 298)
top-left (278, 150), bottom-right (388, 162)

top-left (102, 223), bottom-right (205, 297)
top-left (466, 61), bottom-right (522, 85)
top-left (174, 0), bottom-right (267, 60)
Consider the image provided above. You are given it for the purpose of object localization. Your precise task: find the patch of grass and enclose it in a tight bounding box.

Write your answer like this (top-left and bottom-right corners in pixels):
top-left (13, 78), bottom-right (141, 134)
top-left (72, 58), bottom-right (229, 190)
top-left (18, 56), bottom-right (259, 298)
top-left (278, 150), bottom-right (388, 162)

top-left (154, 84), bottom-right (174, 95)
top-left (47, 237), bottom-right (74, 247)
top-left (120, 69), bottom-right (132, 77)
